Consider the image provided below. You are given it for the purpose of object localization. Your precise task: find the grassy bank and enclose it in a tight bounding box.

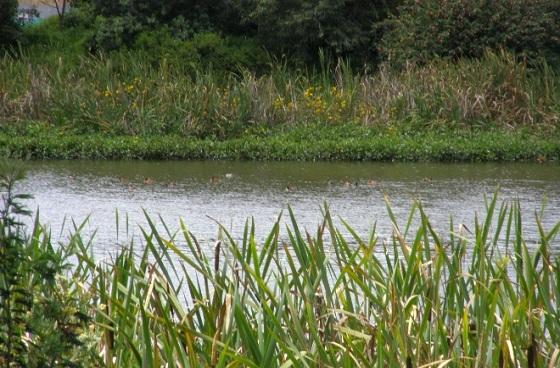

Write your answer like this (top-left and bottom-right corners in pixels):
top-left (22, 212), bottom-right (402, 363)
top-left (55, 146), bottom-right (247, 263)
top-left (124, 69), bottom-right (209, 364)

top-left (2, 48), bottom-right (559, 136)
top-left (1, 169), bottom-right (559, 366)
top-left (1, 125), bottom-right (559, 161)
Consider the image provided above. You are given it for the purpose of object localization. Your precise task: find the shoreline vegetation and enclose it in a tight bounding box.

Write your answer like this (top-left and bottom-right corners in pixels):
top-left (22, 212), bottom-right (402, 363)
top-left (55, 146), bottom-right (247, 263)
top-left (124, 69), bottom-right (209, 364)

top-left (1, 170), bottom-right (559, 366)
top-left (1, 127), bottom-right (560, 161)
top-left (2, 41), bottom-right (559, 161)
top-left (2, 1), bottom-right (559, 164)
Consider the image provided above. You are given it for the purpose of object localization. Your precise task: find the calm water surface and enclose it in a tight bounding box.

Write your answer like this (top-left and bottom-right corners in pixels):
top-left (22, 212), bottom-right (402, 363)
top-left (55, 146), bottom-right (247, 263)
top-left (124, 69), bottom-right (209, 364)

top-left (15, 161), bottom-right (560, 258)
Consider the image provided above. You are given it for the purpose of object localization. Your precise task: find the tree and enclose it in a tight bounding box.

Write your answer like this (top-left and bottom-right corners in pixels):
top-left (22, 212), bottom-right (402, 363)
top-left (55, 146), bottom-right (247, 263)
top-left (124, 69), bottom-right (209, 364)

top-left (87, 0), bottom-right (246, 49)
top-left (89, 0), bottom-right (241, 31)
top-left (380, 0), bottom-right (560, 67)
top-left (247, 0), bottom-right (398, 64)
top-left (0, 0), bottom-right (19, 48)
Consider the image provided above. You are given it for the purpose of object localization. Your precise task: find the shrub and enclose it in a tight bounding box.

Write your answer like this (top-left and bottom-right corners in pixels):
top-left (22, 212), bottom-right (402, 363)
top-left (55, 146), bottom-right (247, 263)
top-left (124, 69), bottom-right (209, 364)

top-left (60, 4), bottom-right (96, 29)
top-left (89, 0), bottom-right (243, 37)
top-left (0, 0), bottom-right (19, 48)
top-left (90, 15), bottom-right (142, 51)
top-left (0, 165), bottom-right (95, 366)
top-left (380, 0), bottom-right (560, 67)
top-left (88, 12), bottom-right (213, 52)
top-left (133, 28), bottom-right (179, 59)
top-left (249, 0), bottom-right (398, 64)
top-left (134, 30), bottom-right (268, 72)
top-left (184, 33), bottom-right (267, 72)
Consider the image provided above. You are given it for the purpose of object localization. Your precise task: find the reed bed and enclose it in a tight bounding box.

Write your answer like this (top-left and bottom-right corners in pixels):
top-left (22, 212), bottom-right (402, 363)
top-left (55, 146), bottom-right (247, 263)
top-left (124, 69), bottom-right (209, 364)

top-left (44, 192), bottom-right (559, 367)
top-left (1, 51), bottom-right (558, 138)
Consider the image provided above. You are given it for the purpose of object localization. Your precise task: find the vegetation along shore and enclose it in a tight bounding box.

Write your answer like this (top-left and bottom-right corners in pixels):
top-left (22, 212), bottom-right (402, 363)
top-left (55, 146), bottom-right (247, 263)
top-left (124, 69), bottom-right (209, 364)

top-left (1, 46), bottom-right (558, 161)
top-left (1, 0), bottom-right (560, 162)
top-left (2, 126), bottom-right (560, 161)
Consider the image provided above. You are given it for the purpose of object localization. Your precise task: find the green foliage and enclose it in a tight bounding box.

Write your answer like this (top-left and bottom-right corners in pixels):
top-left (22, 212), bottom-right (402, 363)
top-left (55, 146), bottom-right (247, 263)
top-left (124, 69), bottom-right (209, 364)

top-left (183, 33), bottom-right (267, 73)
top-left (0, 126), bottom-right (559, 161)
top-left (89, 0), bottom-right (239, 29)
top-left (86, 0), bottom-right (246, 51)
top-left (79, 0), bottom-right (398, 64)
top-left (133, 30), bottom-right (268, 72)
top-left (380, 0), bottom-right (560, 67)
top-left (0, 0), bottom-right (20, 49)
top-left (90, 15), bottom-right (142, 51)
top-left (0, 166), bottom-right (31, 367)
top-left (0, 165), bottom-right (94, 367)
top-left (249, 0), bottom-right (398, 64)
top-left (20, 17), bottom-right (93, 62)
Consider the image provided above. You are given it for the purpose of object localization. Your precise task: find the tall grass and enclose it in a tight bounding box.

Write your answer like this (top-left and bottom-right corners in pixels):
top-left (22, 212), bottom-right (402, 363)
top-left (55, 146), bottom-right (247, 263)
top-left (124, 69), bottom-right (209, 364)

top-left (1, 50), bottom-right (558, 138)
top-left (48, 192), bottom-right (560, 367)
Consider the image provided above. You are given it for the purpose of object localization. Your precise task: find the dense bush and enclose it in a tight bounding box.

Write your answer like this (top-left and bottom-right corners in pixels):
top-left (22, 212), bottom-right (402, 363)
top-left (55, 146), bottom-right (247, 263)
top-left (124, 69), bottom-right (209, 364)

top-left (82, 0), bottom-right (267, 71)
top-left (0, 0), bottom-right (19, 48)
top-left (90, 15), bottom-right (142, 51)
top-left (133, 30), bottom-right (268, 72)
top-left (87, 0), bottom-right (246, 50)
top-left (82, 0), bottom-right (399, 65)
top-left (380, 0), bottom-right (560, 67)
top-left (89, 0), bottom-right (241, 30)
top-left (249, 0), bottom-right (398, 64)
top-left (0, 166), bottom-right (96, 367)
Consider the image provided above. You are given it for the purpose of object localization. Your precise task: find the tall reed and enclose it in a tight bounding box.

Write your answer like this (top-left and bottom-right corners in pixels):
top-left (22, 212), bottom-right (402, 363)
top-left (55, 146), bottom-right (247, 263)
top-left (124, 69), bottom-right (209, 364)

top-left (1, 51), bottom-right (558, 137)
top-left (54, 192), bottom-right (560, 367)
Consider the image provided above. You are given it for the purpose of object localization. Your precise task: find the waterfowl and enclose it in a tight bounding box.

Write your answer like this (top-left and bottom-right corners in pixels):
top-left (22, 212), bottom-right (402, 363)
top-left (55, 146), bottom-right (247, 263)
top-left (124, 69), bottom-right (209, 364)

top-left (342, 180), bottom-right (358, 188)
top-left (285, 185), bottom-right (296, 192)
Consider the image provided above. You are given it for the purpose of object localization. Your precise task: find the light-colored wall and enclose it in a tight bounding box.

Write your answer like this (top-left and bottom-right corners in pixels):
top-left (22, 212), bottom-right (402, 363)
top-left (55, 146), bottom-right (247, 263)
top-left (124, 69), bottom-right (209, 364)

top-left (19, 0), bottom-right (46, 5)
top-left (18, 1), bottom-right (60, 18)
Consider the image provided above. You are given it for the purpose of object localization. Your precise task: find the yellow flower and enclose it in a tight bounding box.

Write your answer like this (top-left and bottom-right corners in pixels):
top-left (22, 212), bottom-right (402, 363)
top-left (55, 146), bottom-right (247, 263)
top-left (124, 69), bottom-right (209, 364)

top-left (273, 96), bottom-right (284, 110)
top-left (303, 87), bottom-right (314, 98)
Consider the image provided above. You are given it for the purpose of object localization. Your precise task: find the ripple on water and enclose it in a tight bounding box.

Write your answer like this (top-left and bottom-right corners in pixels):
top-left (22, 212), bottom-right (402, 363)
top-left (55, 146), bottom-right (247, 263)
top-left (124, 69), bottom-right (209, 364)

top-left (14, 160), bottom-right (560, 261)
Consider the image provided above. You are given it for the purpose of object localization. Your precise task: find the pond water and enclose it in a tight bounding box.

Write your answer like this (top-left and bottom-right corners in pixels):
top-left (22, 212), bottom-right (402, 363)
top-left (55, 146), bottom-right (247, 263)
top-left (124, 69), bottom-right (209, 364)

top-left (14, 160), bottom-right (560, 258)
